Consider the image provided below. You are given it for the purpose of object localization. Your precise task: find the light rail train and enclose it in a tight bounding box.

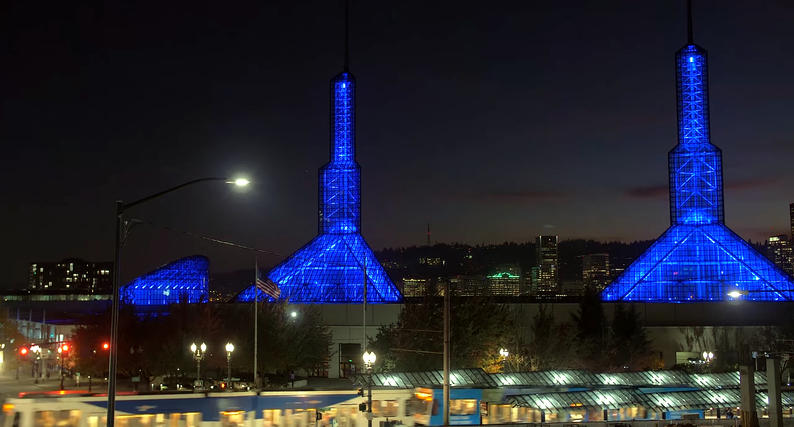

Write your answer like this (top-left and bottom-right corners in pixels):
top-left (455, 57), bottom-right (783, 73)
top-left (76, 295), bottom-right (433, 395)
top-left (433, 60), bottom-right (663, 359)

top-left (1, 390), bottom-right (425, 427)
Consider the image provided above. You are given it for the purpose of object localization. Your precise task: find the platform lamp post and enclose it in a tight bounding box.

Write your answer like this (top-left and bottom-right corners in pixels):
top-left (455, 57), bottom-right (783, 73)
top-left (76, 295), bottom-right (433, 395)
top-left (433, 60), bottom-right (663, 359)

top-left (57, 343), bottom-right (69, 390)
top-left (225, 343), bottom-right (234, 391)
top-left (499, 347), bottom-right (509, 372)
top-left (106, 177), bottom-right (249, 427)
top-left (362, 350), bottom-right (376, 427)
top-left (191, 342), bottom-right (207, 391)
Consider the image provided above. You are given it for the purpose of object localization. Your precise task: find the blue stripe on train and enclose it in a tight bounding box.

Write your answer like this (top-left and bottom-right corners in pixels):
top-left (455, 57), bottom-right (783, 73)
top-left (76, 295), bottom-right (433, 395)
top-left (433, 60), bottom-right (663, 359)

top-left (84, 394), bottom-right (357, 421)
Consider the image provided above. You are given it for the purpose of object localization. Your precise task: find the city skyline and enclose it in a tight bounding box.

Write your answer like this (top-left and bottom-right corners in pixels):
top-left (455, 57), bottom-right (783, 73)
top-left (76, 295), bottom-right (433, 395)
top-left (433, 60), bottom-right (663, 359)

top-left (2, 1), bottom-right (793, 287)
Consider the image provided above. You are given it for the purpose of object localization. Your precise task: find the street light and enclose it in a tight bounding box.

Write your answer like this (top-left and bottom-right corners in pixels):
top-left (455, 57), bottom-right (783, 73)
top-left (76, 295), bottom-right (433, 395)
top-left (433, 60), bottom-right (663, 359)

top-left (107, 176), bottom-right (250, 427)
top-left (57, 343), bottom-right (69, 390)
top-left (499, 348), bottom-right (509, 358)
top-left (727, 290), bottom-right (747, 299)
top-left (362, 351), bottom-right (376, 427)
top-left (225, 343), bottom-right (235, 392)
top-left (703, 351), bottom-right (715, 363)
top-left (190, 342), bottom-right (207, 391)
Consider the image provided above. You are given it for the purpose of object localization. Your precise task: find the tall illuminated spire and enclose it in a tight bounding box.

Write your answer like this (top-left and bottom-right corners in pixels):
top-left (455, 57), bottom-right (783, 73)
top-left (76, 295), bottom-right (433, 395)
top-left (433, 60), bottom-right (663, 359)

top-left (602, 2), bottom-right (794, 302)
top-left (668, 1), bottom-right (724, 226)
top-left (237, 1), bottom-right (401, 304)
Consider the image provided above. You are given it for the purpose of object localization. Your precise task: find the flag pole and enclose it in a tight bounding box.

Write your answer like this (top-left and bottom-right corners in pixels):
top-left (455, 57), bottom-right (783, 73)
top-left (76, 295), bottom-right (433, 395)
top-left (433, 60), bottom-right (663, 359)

top-left (254, 257), bottom-right (259, 390)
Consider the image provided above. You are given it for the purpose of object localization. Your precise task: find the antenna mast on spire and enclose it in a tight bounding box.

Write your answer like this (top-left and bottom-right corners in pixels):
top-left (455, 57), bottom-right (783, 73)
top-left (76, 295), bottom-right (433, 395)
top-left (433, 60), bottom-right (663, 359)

top-left (344, 0), bottom-right (350, 71)
top-left (686, 0), bottom-right (694, 43)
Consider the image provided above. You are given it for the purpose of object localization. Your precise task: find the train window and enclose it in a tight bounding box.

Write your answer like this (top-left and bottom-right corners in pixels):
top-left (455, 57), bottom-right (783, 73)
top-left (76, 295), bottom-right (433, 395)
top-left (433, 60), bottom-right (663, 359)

top-left (34, 410), bottom-right (82, 427)
top-left (220, 411), bottom-right (245, 427)
top-left (115, 414), bottom-right (158, 427)
top-left (371, 401), bottom-right (399, 418)
top-left (449, 399), bottom-right (477, 416)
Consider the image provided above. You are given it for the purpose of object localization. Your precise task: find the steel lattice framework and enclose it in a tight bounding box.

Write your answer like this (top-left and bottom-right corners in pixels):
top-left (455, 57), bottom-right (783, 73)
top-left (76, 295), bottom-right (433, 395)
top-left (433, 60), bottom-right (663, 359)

top-left (265, 72), bottom-right (401, 303)
top-left (121, 256), bottom-right (209, 305)
top-left (602, 41), bottom-right (794, 302)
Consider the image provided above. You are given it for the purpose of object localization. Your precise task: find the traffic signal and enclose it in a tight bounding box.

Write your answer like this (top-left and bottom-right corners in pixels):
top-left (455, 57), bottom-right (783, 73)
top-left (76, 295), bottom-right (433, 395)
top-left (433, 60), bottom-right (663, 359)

top-left (19, 347), bottom-right (28, 356)
top-left (358, 402), bottom-right (367, 412)
top-left (61, 344), bottom-right (69, 352)
top-left (102, 342), bottom-right (110, 350)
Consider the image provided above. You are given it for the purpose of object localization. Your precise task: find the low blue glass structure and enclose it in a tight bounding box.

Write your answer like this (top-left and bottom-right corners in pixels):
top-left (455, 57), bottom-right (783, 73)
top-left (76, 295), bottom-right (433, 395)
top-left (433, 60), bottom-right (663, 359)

top-left (121, 256), bottom-right (209, 305)
top-left (602, 13), bottom-right (794, 302)
top-left (263, 70), bottom-right (401, 303)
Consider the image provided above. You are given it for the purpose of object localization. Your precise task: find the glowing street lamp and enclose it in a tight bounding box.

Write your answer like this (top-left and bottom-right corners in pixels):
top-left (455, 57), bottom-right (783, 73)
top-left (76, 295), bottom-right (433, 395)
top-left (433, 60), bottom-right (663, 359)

top-left (727, 290), bottom-right (747, 299)
top-left (228, 178), bottom-right (250, 187)
top-left (499, 348), bottom-right (509, 358)
top-left (190, 342), bottom-right (207, 391)
top-left (57, 343), bottom-right (70, 390)
top-left (225, 343), bottom-right (235, 392)
top-left (702, 351), bottom-right (715, 363)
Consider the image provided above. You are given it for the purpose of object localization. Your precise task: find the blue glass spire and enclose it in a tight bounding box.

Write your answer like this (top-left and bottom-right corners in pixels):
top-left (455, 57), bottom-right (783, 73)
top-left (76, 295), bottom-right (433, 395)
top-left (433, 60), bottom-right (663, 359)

top-left (262, 70), bottom-right (401, 304)
top-left (602, 10), bottom-right (794, 302)
top-left (669, 45), bottom-right (724, 225)
top-left (320, 73), bottom-right (361, 234)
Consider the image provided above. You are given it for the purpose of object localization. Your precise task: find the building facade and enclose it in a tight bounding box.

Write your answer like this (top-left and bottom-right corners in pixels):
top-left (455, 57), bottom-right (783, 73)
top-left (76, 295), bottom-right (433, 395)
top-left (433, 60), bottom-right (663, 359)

top-left (28, 259), bottom-right (112, 294)
top-left (535, 236), bottom-right (559, 294)
top-left (582, 253), bottom-right (610, 290)
top-left (486, 265), bottom-right (522, 296)
top-left (767, 235), bottom-right (794, 276)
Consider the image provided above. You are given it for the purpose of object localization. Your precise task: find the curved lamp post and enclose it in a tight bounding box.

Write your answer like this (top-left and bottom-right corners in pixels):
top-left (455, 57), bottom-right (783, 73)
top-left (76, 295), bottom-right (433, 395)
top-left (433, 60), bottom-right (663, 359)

top-left (225, 342), bottom-right (235, 391)
top-left (107, 177), bottom-right (249, 426)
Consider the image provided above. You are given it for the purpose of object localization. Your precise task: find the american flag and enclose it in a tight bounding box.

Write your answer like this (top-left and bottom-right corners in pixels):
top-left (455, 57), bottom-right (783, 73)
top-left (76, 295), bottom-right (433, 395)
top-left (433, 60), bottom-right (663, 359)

top-left (256, 268), bottom-right (281, 299)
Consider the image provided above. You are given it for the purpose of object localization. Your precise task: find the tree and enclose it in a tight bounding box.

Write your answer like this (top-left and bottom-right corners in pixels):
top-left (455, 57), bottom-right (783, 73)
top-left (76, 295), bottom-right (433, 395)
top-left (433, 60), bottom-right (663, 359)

top-left (570, 288), bottom-right (608, 369)
top-left (610, 304), bottom-right (652, 370)
top-left (369, 296), bottom-right (514, 372)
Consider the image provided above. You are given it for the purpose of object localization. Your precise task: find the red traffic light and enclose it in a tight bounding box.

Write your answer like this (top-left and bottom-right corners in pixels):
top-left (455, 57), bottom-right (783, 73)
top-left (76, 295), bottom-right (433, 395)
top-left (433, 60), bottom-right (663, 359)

top-left (61, 344), bottom-right (69, 352)
top-left (19, 347), bottom-right (28, 356)
top-left (102, 342), bottom-right (110, 350)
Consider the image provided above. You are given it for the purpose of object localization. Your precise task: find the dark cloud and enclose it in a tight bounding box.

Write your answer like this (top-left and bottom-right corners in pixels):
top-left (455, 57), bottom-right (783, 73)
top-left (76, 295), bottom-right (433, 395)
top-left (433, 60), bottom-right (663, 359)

top-left (625, 177), bottom-right (779, 199)
top-left (625, 185), bottom-right (669, 199)
top-left (726, 177), bottom-right (780, 191)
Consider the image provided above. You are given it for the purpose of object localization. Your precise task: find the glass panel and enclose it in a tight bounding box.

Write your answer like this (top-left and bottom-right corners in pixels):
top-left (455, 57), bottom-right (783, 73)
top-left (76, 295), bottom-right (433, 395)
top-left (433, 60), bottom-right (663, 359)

top-left (220, 411), bottom-right (245, 427)
top-left (450, 399), bottom-right (477, 416)
top-left (34, 410), bottom-right (82, 427)
top-left (370, 401), bottom-right (398, 418)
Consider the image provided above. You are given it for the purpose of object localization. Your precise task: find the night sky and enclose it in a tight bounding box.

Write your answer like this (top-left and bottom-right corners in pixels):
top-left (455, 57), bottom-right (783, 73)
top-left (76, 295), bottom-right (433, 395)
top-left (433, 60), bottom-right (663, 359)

top-left (2, 1), bottom-right (793, 288)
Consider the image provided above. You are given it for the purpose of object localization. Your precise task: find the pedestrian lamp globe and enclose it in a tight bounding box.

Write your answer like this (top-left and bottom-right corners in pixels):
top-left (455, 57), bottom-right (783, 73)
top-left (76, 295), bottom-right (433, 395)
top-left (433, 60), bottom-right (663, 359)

top-left (190, 343), bottom-right (197, 353)
top-left (225, 343), bottom-right (235, 353)
top-left (499, 348), bottom-right (509, 358)
top-left (200, 343), bottom-right (207, 353)
top-left (363, 351), bottom-right (376, 368)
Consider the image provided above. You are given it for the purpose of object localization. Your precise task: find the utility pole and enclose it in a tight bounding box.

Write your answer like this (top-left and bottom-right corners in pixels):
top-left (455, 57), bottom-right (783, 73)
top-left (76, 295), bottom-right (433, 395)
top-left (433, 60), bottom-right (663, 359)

top-left (443, 281), bottom-right (450, 427)
top-left (739, 346), bottom-right (759, 427)
top-left (254, 258), bottom-right (258, 390)
top-left (767, 356), bottom-right (783, 427)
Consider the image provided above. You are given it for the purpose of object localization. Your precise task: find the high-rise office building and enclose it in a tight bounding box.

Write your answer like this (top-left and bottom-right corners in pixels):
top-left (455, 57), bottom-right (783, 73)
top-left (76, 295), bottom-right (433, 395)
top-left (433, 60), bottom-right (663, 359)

top-left (486, 264), bottom-right (522, 296)
top-left (602, 3), bottom-right (794, 301)
top-left (790, 203), bottom-right (793, 242)
top-left (767, 235), bottom-right (794, 276)
top-left (29, 258), bottom-right (112, 294)
top-left (535, 236), bottom-right (559, 293)
top-left (582, 253), bottom-right (611, 290)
